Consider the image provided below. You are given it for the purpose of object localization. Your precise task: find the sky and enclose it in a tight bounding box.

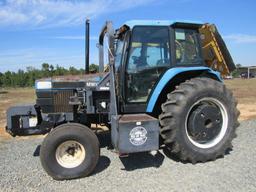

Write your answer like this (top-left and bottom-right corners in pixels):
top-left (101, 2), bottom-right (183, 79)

top-left (0, 0), bottom-right (256, 72)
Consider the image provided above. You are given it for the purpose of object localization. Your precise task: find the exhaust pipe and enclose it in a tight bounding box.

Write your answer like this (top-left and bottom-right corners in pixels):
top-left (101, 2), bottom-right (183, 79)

top-left (85, 19), bottom-right (90, 74)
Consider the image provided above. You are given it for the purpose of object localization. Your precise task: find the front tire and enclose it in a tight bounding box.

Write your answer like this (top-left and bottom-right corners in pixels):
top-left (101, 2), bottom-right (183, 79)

top-left (40, 123), bottom-right (99, 180)
top-left (159, 78), bottom-right (239, 163)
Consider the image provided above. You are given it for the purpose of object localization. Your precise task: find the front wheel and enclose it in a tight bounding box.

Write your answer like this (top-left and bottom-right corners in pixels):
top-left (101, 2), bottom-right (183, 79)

top-left (40, 123), bottom-right (99, 180)
top-left (159, 78), bottom-right (240, 163)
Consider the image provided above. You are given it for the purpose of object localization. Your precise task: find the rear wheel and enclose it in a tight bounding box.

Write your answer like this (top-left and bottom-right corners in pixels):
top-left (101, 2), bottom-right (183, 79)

top-left (40, 123), bottom-right (99, 180)
top-left (159, 78), bottom-right (239, 163)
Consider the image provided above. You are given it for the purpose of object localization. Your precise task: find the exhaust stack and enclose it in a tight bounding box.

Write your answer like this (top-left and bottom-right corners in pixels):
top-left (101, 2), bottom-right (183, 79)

top-left (85, 19), bottom-right (90, 74)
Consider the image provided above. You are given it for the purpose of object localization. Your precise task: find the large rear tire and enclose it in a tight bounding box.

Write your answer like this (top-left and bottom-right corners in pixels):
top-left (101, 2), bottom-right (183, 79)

top-left (40, 123), bottom-right (99, 180)
top-left (159, 78), bottom-right (239, 163)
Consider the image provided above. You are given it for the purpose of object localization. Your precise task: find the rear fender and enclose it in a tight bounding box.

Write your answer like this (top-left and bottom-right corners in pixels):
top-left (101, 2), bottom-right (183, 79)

top-left (146, 67), bottom-right (222, 113)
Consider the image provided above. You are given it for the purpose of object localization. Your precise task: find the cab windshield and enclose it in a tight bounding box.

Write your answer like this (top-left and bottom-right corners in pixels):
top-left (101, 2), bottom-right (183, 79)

top-left (125, 26), bottom-right (170, 103)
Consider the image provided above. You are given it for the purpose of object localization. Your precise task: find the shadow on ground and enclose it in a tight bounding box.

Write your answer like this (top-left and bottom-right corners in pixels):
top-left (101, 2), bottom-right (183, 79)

top-left (33, 145), bottom-right (41, 157)
top-left (120, 151), bottom-right (165, 171)
top-left (92, 156), bottom-right (111, 176)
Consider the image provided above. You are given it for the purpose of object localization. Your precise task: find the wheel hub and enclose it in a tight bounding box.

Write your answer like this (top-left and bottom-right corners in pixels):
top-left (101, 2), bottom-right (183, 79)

top-left (188, 104), bottom-right (223, 144)
top-left (185, 97), bottom-right (228, 149)
top-left (67, 147), bottom-right (76, 156)
top-left (55, 140), bottom-right (86, 169)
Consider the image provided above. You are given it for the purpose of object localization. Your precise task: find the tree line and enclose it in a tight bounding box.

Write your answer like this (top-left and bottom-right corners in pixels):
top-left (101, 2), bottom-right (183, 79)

top-left (0, 63), bottom-right (99, 87)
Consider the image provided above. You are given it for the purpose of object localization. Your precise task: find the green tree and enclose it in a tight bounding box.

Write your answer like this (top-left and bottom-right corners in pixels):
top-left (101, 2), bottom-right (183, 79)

top-left (42, 63), bottom-right (50, 71)
top-left (236, 64), bottom-right (242, 68)
top-left (0, 72), bottom-right (3, 87)
top-left (0, 63), bottom-right (99, 87)
top-left (89, 64), bottom-right (99, 73)
top-left (231, 63), bottom-right (242, 78)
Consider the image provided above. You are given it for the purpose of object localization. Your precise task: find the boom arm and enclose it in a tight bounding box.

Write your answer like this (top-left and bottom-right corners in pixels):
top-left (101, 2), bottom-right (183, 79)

top-left (199, 24), bottom-right (236, 76)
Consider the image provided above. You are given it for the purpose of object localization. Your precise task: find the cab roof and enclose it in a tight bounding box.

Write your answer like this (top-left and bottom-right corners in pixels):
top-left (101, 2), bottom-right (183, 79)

top-left (124, 20), bottom-right (203, 29)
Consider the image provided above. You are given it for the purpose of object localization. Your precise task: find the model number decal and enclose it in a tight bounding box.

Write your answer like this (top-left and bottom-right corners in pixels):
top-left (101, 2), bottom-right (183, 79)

top-left (86, 82), bottom-right (97, 87)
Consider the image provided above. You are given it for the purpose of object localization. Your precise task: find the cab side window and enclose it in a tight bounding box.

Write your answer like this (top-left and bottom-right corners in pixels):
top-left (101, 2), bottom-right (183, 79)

top-left (175, 29), bottom-right (201, 65)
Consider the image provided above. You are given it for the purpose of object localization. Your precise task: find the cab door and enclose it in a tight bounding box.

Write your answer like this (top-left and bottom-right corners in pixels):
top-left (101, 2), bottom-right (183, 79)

top-left (122, 26), bottom-right (171, 113)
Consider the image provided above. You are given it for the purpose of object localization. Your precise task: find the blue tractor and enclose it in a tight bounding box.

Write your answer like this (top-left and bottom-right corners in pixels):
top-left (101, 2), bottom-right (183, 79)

top-left (6, 20), bottom-right (239, 180)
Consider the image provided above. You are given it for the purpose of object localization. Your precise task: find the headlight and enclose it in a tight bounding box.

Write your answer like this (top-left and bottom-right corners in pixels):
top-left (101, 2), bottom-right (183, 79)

top-left (35, 81), bottom-right (52, 89)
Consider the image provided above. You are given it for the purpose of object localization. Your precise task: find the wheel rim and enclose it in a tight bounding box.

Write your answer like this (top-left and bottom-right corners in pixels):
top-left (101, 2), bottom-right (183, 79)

top-left (55, 140), bottom-right (86, 168)
top-left (185, 97), bottom-right (228, 149)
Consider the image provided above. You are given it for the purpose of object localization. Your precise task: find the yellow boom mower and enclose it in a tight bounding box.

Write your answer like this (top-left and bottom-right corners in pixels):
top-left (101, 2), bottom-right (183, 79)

top-left (200, 24), bottom-right (236, 77)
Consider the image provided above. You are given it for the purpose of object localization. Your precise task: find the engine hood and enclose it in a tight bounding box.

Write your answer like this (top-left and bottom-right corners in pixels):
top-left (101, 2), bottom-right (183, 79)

top-left (36, 72), bottom-right (108, 90)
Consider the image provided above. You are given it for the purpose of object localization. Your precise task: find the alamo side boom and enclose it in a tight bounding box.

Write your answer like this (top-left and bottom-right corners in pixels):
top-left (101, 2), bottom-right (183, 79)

top-left (6, 20), bottom-right (239, 180)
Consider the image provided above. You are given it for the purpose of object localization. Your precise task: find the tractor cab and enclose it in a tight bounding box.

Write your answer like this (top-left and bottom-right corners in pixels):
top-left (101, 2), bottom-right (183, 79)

top-left (113, 21), bottom-right (204, 113)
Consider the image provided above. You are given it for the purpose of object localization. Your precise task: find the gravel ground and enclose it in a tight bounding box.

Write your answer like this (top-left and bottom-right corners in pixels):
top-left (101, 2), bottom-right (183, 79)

top-left (0, 120), bottom-right (256, 192)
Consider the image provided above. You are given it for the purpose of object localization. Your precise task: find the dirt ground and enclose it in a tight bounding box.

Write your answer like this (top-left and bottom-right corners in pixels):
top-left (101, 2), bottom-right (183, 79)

top-left (225, 78), bottom-right (256, 121)
top-left (1, 78), bottom-right (256, 139)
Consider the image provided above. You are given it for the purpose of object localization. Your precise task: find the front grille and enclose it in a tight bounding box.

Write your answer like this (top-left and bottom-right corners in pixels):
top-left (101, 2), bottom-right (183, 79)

top-left (53, 90), bottom-right (74, 112)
